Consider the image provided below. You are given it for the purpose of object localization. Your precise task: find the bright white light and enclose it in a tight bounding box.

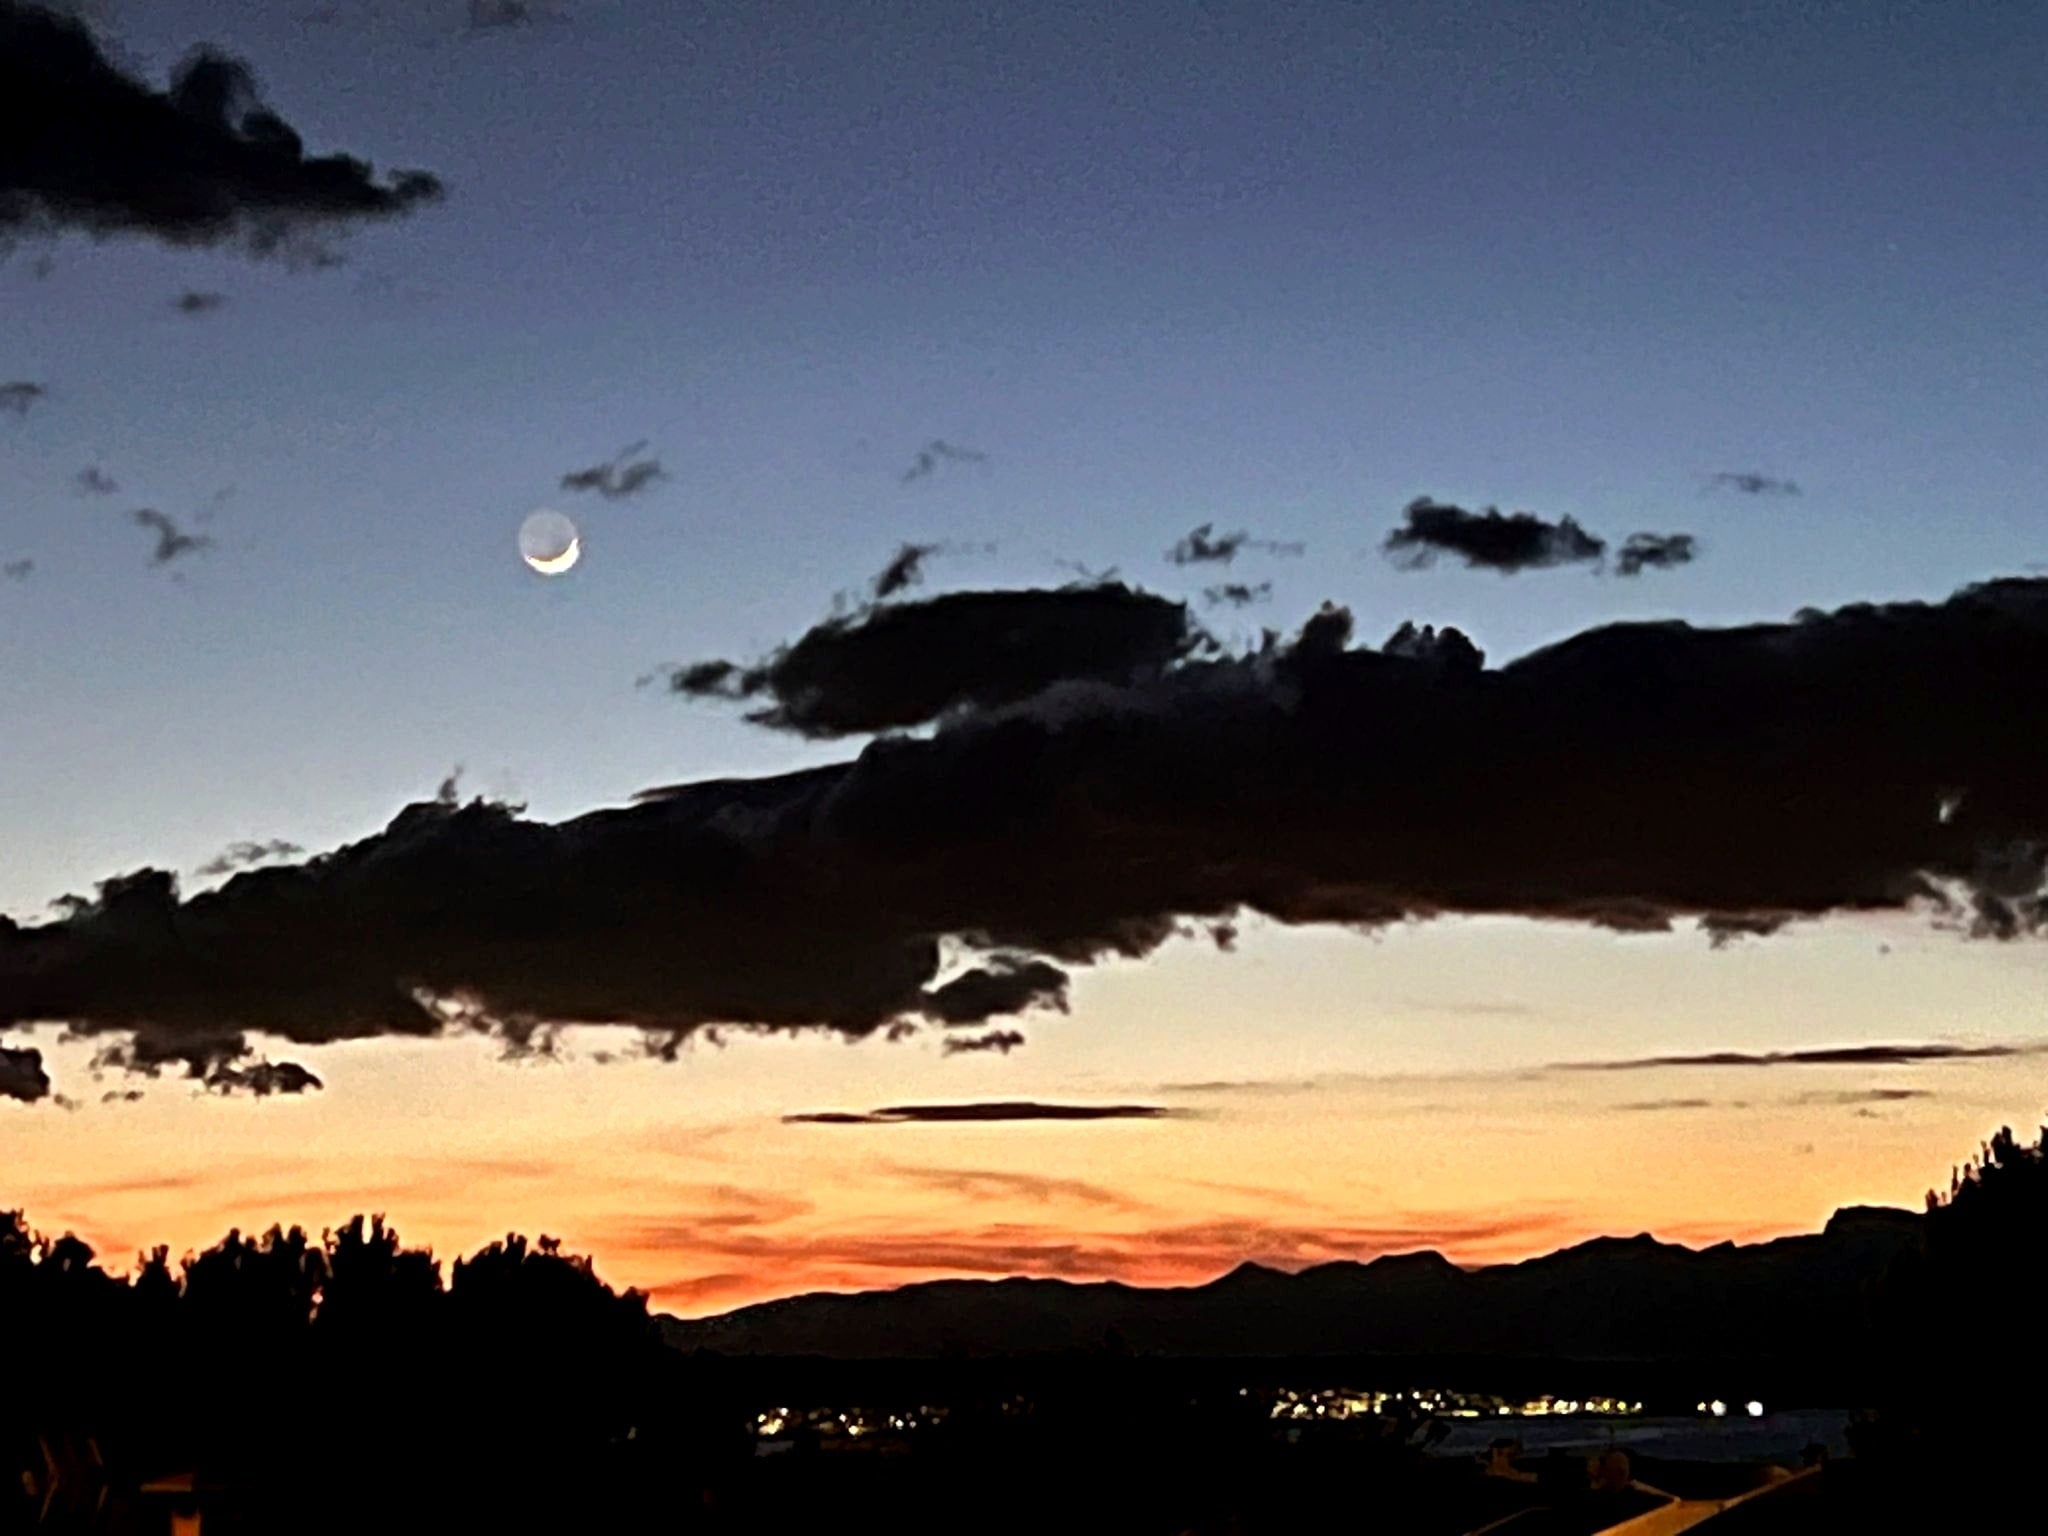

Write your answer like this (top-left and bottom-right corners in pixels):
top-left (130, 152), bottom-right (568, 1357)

top-left (1709, 1400), bottom-right (1727, 1417)
top-left (1746, 1400), bottom-right (1765, 1418)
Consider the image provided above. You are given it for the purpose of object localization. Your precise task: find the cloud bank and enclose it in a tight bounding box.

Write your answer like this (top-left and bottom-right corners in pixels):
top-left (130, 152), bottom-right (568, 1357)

top-left (4, 575), bottom-right (2046, 1102)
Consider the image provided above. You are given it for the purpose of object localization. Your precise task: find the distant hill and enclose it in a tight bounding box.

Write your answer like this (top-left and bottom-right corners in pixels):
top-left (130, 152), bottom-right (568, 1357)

top-left (659, 1206), bottom-right (1919, 1366)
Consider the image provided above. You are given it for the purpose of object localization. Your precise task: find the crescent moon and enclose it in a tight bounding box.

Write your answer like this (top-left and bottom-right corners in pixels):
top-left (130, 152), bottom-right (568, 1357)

top-left (524, 535), bottom-right (581, 576)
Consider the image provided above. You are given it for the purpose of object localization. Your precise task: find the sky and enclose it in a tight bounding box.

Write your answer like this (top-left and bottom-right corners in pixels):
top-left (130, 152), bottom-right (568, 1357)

top-left (2, 0), bottom-right (2046, 1314)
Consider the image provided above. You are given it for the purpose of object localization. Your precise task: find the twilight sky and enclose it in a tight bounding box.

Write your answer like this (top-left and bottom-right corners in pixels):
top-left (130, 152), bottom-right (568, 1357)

top-left (3, 0), bottom-right (2045, 1313)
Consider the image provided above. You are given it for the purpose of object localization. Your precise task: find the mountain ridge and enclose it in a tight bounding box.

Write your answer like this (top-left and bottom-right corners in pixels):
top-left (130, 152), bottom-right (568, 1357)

top-left (659, 1205), bottom-right (1921, 1364)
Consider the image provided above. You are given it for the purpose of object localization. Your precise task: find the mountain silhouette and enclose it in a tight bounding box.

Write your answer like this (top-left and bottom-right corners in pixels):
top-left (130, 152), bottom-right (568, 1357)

top-left (662, 1206), bottom-right (1919, 1368)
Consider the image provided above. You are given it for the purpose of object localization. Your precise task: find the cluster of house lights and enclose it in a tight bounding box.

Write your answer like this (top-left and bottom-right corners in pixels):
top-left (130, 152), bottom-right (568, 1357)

top-left (1266, 1388), bottom-right (1646, 1421)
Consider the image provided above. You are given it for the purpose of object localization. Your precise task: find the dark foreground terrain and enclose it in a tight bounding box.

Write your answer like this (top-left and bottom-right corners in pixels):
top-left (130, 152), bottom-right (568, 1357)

top-left (4, 1123), bottom-right (2040, 1532)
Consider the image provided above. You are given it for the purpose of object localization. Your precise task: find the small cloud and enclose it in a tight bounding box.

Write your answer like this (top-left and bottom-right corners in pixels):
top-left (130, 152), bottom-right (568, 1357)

top-left (1203, 582), bottom-right (1272, 608)
top-left (174, 289), bottom-right (227, 314)
top-left (1, 1043), bottom-right (51, 1103)
top-left (901, 439), bottom-right (986, 484)
top-left (2, 559), bottom-right (32, 581)
top-left (130, 508), bottom-right (214, 566)
top-left (196, 838), bottom-right (306, 878)
top-left (1166, 524), bottom-right (1306, 566)
top-left (1614, 532), bottom-right (1699, 577)
top-left (1710, 472), bottom-right (1801, 497)
top-left (76, 465), bottom-right (119, 496)
top-left (941, 1029), bottom-right (1026, 1056)
top-left (1384, 497), bottom-right (1606, 574)
top-left (873, 542), bottom-right (939, 600)
top-left (205, 1058), bottom-right (322, 1096)
top-left (784, 1100), bottom-right (1183, 1125)
top-left (0, 382), bottom-right (48, 416)
top-left (560, 441), bottom-right (666, 500)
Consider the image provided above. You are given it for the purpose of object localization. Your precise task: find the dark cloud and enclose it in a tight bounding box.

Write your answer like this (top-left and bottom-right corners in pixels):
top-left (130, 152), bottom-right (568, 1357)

top-left (1166, 524), bottom-right (1306, 566)
top-left (0, 381), bottom-right (47, 415)
top-left (174, 289), bottom-right (226, 314)
top-left (130, 508), bottom-right (213, 566)
top-left (1203, 582), bottom-right (1271, 608)
top-left (942, 1028), bottom-right (1027, 1056)
top-left (75, 464), bottom-right (118, 495)
top-left (1711, 472), bottom-right (1801, 497)
top-left (560, 441), bottom-right (665, 500)
top-left (873, 542), bottom-right (939, 600)
top-left (1614, 1098), bottom-right (1715, 1112)
top-left (196, 838), bottom-right (306, 878)
top-left (785, 1102), bottom-right (1182, 1125)
top-left (1615, 532), bottom-right (1698, 577)
top-left (5, 577), bottom-right (2048, 1102)
top-left (1, 1043), bottom-right (51, 1103)
top-left (1562, 1042), bottom-right (2040, 1073)
top-left (654, 582), bottom-right (1200, 738)
top-left (0, 1), bottom-right (442, 255)
top-left (1384, 497), bottom-right (1606, 573)
top-left (901, 439), bottom-right (985, 484)
top-left (2, 559), bottom-right (31, 581)
top-left (921, 956), bottom-right (1068, 1026)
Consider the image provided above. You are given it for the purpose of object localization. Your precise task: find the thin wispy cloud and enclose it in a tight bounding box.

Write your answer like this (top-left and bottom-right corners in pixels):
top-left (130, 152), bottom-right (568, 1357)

top-left (1615, 532), bottom-right (1698, 577)
top-left (1558, 1042), bottom-right (2039, 1072)
top-left (1614, 1097), bottom-right (1716, 1112)
top-left (75, 465), bottom-right (119, 496)
top-left (0, 381), bottom-right (48, 416)
top-left (1166, 524), bottom-right (1305, 566)
top-left (901, 439), bottom-right (986, 484)
top-left (560, 440), bottom-right (666, 499)
top-left (784, 1101), bottom-right (1185, 1126)
top-left (1203, 581), bottom-right (1272, 608)
top-left (174, 289), bottom-right (227, 314)
top-left (130, 508), bottom-right (214, 566)
top-left (942, 1028), bottom-right (1027, 1056)
top-left (1710, 472), bottom-right (1801, 496)
top-left (884, 1165), bottom-right (1137, 1209)
top-left (2, 559), bottom-right (32, 582)
top-left (1793, 1087), bottom-right (1935, 1107)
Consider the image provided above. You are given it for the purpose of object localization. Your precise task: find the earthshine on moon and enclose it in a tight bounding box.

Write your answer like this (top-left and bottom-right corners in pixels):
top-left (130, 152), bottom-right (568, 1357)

top-left (519, 509), bottom-right (581, 575)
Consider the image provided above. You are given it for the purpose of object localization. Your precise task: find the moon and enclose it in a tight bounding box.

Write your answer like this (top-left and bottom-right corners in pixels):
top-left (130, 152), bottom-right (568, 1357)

top-left (518, 509), bottom-right (580, 576)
